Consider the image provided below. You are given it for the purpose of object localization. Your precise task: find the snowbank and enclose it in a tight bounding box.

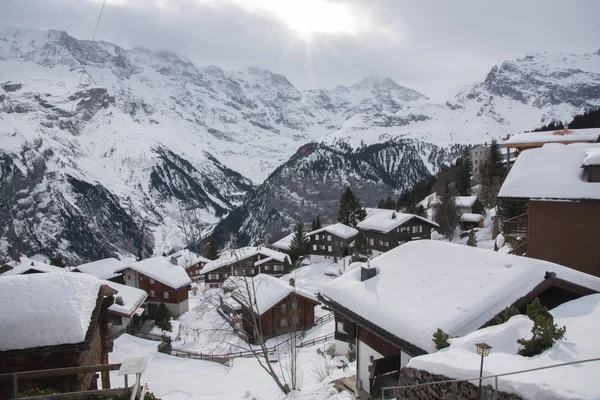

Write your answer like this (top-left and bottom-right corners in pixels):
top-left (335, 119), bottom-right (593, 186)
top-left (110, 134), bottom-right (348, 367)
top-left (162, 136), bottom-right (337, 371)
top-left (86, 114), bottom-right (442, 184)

top-left (408, 294), bottom-right (600, 400)
top-left (0, 273), bottom-right (102, 351)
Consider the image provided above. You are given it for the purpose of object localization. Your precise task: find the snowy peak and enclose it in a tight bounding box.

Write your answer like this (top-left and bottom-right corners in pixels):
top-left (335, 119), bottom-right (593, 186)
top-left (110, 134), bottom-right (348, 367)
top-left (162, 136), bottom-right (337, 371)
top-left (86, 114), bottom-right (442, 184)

top-left (350, 76), bottom-right (429, 101)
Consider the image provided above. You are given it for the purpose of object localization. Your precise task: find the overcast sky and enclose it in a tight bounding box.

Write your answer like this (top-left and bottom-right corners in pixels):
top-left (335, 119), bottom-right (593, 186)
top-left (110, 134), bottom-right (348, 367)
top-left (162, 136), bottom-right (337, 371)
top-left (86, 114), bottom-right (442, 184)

top-left (2, 0), bottom-right (599, 101)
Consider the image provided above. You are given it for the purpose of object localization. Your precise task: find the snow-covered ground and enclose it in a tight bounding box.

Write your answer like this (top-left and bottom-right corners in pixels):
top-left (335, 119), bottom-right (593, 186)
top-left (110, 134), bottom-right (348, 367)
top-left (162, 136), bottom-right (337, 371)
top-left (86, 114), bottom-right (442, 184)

top-left (408, 294), bottom-right (600, 400)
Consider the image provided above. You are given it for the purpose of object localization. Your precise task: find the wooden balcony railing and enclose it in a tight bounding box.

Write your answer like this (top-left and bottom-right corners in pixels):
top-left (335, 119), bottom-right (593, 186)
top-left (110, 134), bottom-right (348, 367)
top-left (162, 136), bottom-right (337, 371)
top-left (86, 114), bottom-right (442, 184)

top-left (503, 213), bottom-right (528, 237)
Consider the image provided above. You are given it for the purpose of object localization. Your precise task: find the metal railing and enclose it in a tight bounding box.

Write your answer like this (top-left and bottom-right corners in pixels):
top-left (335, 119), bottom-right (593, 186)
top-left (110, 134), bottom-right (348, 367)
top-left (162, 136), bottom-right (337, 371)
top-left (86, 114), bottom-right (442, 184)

top-left (380, 357), bottom-right (600, 399)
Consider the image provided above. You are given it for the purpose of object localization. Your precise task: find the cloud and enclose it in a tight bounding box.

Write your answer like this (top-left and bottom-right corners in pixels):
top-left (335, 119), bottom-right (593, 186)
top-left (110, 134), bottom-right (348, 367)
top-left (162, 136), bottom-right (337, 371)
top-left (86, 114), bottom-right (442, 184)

top-left (1, 0), bottom-right (599, 101)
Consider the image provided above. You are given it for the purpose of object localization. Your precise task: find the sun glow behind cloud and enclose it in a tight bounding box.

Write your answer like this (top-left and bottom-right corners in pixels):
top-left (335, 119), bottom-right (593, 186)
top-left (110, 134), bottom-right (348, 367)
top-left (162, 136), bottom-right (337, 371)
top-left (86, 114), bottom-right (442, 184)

top-left (239, 0), bottom-right (357, 38)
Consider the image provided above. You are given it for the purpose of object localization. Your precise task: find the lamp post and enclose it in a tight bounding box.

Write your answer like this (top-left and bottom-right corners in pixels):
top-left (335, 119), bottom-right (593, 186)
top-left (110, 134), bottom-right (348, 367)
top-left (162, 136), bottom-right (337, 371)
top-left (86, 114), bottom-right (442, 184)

top-left (475, 342), bottom-right (492, 400)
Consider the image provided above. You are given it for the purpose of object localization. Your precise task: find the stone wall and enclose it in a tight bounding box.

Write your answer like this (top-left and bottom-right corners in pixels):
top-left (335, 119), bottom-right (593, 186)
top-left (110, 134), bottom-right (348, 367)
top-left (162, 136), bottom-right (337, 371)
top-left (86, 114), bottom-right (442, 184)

top-left (395, 368), bottom-right (523, 400)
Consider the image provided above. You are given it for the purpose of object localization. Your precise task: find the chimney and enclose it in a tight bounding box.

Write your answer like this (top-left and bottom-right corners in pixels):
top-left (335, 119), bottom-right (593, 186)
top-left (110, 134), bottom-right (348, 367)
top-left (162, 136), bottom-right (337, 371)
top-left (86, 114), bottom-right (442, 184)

top-left (289, 277), bottom-right (296, 287)
top-left (361, 265), bottom-right (377, 282)
top-left (544, 271), bottom-right (556, 280)
top-left (169, 256), bottom-right (178, 266)
top-left (115, 296), bottom-right (124, 306)
top-left (391, 212), bottom-right (396, 219)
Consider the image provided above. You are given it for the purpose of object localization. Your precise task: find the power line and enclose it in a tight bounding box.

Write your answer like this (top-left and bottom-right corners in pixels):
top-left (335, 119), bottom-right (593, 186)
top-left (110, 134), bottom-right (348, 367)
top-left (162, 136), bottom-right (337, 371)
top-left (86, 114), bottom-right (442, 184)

top-left (70, 0), bottom-right (107, 113)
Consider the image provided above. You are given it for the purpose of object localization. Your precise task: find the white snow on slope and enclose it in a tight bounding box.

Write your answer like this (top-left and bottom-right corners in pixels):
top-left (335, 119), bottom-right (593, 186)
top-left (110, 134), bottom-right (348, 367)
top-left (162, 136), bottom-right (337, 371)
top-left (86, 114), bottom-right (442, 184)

top-left (0, 273), bottom-right (101, 351)
top-left (408, 294), bottom-right (600, 400)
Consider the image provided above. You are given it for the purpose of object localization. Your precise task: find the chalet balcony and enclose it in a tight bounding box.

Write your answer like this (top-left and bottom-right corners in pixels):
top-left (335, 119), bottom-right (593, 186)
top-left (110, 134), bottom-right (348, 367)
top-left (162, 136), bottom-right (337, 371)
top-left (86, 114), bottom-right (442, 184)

top-left (369, 354), bottom-right (400, 398)
top-left (503, 213), bottom-right (528, 238)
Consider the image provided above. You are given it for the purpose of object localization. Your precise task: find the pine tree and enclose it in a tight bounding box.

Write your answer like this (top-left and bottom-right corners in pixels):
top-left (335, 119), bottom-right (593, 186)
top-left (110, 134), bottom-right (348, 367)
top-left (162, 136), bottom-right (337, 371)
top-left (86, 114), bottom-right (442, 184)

top-left (494, 306), bottom-right (520, 325)
top-left (206, 238), bottom-right (220, 260)
top-left (49, 254), bottom-right (66, 268)
top-left (432, 328), bottom-right (451, 350)
top-left (289, 220), bottom-right (309, 265)
top-left (337, 187), bottom-right (367, 227)
top-left (456, 150), bottom-right (473, 196)
top-left (351, 232), bottom-right (372, 262)
top-left (155, 302), bottom-right (173, 331)
top-left (517, 298), bottom-right (566, 357)
top-left (315, 215), bottom-right (322, 229)
top-left (433, 181), bottom-right (458, 240)
top-left (466, 230), bottom-right (478, 247)
top-left (479, 140), bottom-right (506, 208)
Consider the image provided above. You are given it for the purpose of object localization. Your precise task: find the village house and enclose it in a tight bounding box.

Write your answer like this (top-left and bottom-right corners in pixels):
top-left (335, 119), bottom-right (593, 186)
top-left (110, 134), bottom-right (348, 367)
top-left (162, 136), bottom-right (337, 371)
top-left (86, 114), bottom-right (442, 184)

top-left (418, 194), bottom-right (484, 220)
top-left (307, 223), bottom-right (358, 262)
top-left (269, 232), bottom-right (295, 254)
top-left (103, 280), bottom-right (148, 332)
top-left (71, 258), bottom-right (125, 283)
top-left (318, 240), bottom-right (600, 398)
top-left (498, 143), bottom-right (600, 277)
top-left (224, 274), bottom-right (319, 344)
top-left (503, 126), bottom-right (600, 160)
top-left (115, 256), bottom-right (192, 317)
top-left (201, 246), bottom-right (291, 288)
top-left (356, 209), bottom-right (438, 256)
top-left (169, 249), bottom-right (211, 282)
top-left (0, 273), bottom-right (114, 397)
top-left (468, 144), bottom-right (490, 176)
top-left (459, 213), bottom-right (484, 231)
top-left (0, 257), bottom-right (64, 276)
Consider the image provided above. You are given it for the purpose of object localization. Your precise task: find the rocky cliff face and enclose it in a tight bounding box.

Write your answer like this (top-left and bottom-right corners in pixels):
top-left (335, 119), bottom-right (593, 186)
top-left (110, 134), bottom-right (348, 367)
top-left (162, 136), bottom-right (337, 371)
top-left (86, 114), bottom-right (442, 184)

top-left (1, 26), bottom-right (599, 261)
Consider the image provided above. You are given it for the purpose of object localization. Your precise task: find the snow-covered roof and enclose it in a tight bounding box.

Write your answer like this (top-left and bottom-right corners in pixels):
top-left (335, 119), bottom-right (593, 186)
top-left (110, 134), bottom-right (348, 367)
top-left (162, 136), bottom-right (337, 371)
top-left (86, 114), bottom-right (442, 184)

top-left (498, 143), bottom-right (600, 201)
top-left (72, 258), bottom-right (123, 280)
top-left (504, 127), bottom-right (600, 147)
top-left (169, 249), bottom-right (211, 269)
top-left (455, 196), bottom-right (478, 208)
top-left (116, 257), bottom-right (192, 289)
top-left (104, 280), bottom-right (148, 318)
top-left (307, 223), bottom-right (358, 239)
top-left (357, 210), bottom-right (438, 233)
top-left (225, 274), bottom-right (315, 315)
top-left (583, 147), bottom-right (600, 166)
top-left (408, 294), bottom-right (600, 400)
top-left (0, 273), bottom-right (102, 351)
top-left (1, 257), bottom-right (65, 276)
top-left (319, 240), bottom-right (600, 354)
top-left (460, 213), bottom-right (484, 223)
top-left (201, 247), bottom-right (290, 275)
top-left (270, 232), bottom-right (296, 251)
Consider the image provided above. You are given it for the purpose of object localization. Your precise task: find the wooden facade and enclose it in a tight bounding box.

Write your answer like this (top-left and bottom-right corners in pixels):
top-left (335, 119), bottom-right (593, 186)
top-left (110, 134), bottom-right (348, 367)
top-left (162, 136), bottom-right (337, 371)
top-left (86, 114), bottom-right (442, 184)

top-left (585, 165), bottom-right (600, 182)
top-left (185, 261), bottom-right (207, 282)
top-left (240, 293), bottom-right (318, 344)
top-left (309, 232), bottom-right (355, 259)
top-left (121, 269), bottom-right (190, 317)
top-left (359, 218), bottom-right (435, 254)
top-left (203, 255), bottom-right (286, 288)
top-left (0, 287), bottom-right (113, 398)
top-left (527, 201), bottom-right (600, 278)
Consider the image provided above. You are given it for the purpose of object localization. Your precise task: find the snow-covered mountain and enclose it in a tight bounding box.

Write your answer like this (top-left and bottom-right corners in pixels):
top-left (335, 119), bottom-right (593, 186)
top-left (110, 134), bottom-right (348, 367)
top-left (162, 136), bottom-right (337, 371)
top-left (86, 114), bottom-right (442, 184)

top-left (1, 26), bottom-right (599, 260)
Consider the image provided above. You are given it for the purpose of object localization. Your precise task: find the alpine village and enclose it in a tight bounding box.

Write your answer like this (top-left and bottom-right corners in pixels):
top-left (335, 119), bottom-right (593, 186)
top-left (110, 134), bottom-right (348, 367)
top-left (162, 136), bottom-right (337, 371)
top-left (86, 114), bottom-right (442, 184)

top-left (1, 3), bottom-right (600, 400)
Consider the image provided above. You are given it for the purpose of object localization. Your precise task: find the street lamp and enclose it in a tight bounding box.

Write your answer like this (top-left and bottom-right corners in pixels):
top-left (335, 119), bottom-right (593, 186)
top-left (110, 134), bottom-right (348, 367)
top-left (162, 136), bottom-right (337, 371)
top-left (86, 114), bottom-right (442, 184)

top-left (475, 342), bottom-right (492, 400)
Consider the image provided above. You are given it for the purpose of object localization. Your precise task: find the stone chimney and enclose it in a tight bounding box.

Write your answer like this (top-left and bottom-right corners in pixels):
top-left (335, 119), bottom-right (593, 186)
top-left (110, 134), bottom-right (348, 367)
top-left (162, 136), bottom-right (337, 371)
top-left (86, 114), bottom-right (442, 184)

top-left (115, 296), bottom-right (124, 306)
top-left (169, 256), bottom-right (178, 266)
top-left (289, 277), bottom-right (296, 287)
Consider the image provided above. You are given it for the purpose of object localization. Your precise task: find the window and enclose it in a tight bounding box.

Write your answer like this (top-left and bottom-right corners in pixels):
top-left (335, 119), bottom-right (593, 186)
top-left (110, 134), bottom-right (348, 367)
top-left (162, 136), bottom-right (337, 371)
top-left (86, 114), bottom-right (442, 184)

top-left (327, 245), bottom-right (332, 252)
top-left (139, 276), bottom-right (143, 282)
top-left (384, 241), bottom-right (389, 247)
top-left (320, 245), bottom-right (326, 250)
top-left (274, 265), bottom-right (284, 271)
top-left (315, 234), bottom-right (319, 240)
top-left (312, 244), bottom-right (317, 251)
top-left (327, 235), bottom-right (332, 241)
top-left (280, 304), bottom-right (287, 313)
top-left (368, 238), bottom-right (374, 246)
top-left (378, 240), bottom-right (384, 245)
top-left (127, 274), bottom-right (131, 280)
top-left (292, 302), bottom-right (298, 311)
top-left (149, 290), bottom-right (155, 297)
top-left (264, 265), bottom-right (270, 270)
top-left (291, 315), bottom-right (299, 325)
top-left (337, 321), bottom-right (345, 333)
top-left (208, 273), bottom-right (219, 280)
top-left (150, 278), bottom-right (155, 284)
top-left (280, 318), bottom-right (288, 328)
top-left (163, 291), bottom-right (169, 299)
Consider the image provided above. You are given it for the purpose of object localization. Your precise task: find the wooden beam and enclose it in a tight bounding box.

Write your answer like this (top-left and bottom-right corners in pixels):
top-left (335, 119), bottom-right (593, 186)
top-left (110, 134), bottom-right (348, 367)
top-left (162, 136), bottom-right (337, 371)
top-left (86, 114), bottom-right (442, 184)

top-left (20, 387), bottom-right (131, 400)
top-left (0, 364), bottom-right (122, 382)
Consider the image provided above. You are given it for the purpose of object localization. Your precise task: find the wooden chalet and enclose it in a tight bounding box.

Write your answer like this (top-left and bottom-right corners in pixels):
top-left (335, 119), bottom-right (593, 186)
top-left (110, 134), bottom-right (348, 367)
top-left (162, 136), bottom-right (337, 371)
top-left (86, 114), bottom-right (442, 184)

top-left (319, 240), bottom-right (600, 398)
top-left (499, 143), bottom-right (600, 277)
top-left (115, 256), bottom-right (192, 317)
top-left (224, 275), bottom-right (318, 344)
top-left (459, 213), bottom-right (484, 231)
top-left (169, 249), bottom-right (211, 282)
top-left (0, 257), bottom-right (64, 276)
top-left (104, 280), bottom-right (148, 331)
top-left (356, 210), bottom-right (438, 255)
top-left (71, 258), bottom-right (124, 284)
top-left (307, 223), bottom-right (358, 262)
top-left (0, 274), bottom-right (114, 397)
top-left (201, 246), bottom-right (291, 288)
